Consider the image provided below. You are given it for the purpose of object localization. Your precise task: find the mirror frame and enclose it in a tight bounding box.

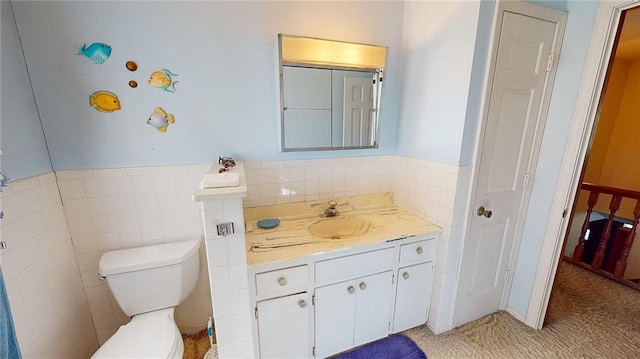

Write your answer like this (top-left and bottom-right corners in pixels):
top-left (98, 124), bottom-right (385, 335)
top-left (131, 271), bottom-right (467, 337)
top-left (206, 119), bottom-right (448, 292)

top-left (277, 34), bottom-right (388, 152)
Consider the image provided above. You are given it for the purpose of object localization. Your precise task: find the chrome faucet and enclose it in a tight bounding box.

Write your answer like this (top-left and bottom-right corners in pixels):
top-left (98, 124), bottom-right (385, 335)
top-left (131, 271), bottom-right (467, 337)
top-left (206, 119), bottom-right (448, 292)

top-left (322, 200), bottom-right (339, 217)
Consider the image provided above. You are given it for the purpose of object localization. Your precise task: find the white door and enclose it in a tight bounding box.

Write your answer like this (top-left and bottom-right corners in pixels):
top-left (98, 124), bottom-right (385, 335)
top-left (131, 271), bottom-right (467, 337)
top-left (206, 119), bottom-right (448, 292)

top-left (393, 262), bottom-right (433, 333)
top-left (315, 280), bottom-right (356, 359)
top-left (456, 8), bottom-right (564, 326)
top-left (353, 271), bottom-right (393, 346)
top-left (343, 77), bottom-right (373, 146)
top-left (257, 293), bottom-right (311, 358)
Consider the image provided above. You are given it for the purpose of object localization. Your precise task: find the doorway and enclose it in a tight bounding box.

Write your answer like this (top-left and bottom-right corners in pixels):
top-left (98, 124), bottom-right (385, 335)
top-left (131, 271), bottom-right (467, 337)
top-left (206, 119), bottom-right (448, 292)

top-left (556, 4), bottom-right (640, 296)
top-left (530, 0), bottom-right (640, 330)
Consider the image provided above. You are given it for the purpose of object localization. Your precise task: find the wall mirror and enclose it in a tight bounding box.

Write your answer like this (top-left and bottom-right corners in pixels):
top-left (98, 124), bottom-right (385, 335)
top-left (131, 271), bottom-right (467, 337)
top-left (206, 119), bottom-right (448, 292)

top-left (277, 34), bottom-right (387, 151)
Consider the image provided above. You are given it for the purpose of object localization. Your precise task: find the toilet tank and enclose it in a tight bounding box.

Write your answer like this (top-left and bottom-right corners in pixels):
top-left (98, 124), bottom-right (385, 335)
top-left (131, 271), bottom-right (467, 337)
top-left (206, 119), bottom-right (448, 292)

top-left (99, 240), bottom-right (200, 316)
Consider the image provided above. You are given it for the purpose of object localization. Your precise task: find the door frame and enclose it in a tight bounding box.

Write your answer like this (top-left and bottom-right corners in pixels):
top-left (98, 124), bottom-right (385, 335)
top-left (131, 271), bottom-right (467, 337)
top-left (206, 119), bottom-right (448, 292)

top-left (454, 0), bottom-right (567, 326)
top-left (528, 0), bottom-right (640, 329)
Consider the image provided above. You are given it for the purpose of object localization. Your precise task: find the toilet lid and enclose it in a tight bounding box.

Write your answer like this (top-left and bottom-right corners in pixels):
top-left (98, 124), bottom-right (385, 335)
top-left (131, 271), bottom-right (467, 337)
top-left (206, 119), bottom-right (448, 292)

top-left (92, 313), bottom-right (179, 358)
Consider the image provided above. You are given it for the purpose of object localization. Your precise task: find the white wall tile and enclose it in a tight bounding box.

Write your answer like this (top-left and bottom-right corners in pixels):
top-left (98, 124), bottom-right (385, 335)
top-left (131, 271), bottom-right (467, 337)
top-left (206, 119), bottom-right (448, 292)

top-left (125, 166), bottom-right (159, 176)
top-left (56, 169), bottom-right (94, 180)
top-left (131, 175), bottom-right (157, 194)
top-left (9, 177), bottom-right (40, 193)
top-left (57, 179), bottom-right (87, 200)
top-left (63, 198), bottom-right (91, 218)
top-left (92, 168), bottom-right (127, 178)
top-left (154, 174), bottom-right (177, 192)
top-left (2, 174), bottom-right (98, 357)
top-left (211, 289), bottom-right (250, 319)
top-left (47, 164), bottom-right (214, 344)
top-left (17, 188), bottom-right (41, 215)
top-left (83, 178), bottom-right (110, 197)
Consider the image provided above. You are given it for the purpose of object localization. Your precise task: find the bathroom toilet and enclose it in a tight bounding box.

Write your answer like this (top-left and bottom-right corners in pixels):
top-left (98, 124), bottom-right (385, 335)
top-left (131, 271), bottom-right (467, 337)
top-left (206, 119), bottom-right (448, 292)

top-left (91, 240), bottom-right (201, 359)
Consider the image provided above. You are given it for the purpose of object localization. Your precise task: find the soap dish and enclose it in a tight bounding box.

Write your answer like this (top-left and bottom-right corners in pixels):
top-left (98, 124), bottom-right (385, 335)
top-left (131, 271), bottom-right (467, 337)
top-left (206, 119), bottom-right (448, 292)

top-left (257, 218), bottom-right (280, 229)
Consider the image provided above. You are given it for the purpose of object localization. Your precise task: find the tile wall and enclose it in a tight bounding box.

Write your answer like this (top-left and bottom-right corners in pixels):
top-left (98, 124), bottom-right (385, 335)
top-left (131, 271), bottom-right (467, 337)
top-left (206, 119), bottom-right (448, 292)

top-left (243, 156), bottom-right (396, 207)
top-left (0, 155), bottom-right (468, 357)
top-left (390, 156), bottom-right (472, 333)
top-left (0, 173), bottom-right (97, 358)
top-left (200, 197), bottom-right (253, 358)
top-left (56, 164), bottom-right (214, 344)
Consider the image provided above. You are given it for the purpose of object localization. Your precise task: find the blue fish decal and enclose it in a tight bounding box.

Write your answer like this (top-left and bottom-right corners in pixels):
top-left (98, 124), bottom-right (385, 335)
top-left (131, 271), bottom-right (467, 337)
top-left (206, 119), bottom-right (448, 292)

top-left (77, 42), bottom-right (112, 65)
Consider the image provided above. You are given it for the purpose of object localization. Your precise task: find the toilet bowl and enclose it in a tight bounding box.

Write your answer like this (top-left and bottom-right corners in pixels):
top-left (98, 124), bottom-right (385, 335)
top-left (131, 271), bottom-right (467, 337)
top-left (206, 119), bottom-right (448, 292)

top-left (91, 240), bottom-right (200, 359)
top-left (92, 309), bottom-right (183, 358)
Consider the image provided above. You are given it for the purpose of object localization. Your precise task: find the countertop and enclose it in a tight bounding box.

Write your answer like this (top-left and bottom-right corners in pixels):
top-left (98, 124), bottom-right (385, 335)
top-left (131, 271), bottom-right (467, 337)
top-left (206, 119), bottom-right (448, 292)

top-left (244, 193), bottom-right (442, 267)
top-left (193, 161), bottom-right (247, 201)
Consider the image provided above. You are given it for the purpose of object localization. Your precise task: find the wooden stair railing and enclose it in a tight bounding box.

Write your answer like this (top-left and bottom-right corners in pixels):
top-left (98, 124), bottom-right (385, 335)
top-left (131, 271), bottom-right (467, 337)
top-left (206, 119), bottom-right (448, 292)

top-left (572, 182), bottom-right (640, 279)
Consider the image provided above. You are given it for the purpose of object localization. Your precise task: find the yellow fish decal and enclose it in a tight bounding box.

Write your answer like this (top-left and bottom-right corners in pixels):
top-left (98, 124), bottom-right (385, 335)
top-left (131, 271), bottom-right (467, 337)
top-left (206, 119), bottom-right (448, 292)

top-left (89, 91), bottom-right (121, 112)
top-left (147, 107), bottom-right (175, 132)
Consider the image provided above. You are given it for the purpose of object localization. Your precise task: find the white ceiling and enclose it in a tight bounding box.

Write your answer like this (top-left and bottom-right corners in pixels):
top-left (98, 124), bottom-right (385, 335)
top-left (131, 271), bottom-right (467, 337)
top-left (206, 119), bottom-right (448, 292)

top-left (616, 6), bottom-right (640, 60)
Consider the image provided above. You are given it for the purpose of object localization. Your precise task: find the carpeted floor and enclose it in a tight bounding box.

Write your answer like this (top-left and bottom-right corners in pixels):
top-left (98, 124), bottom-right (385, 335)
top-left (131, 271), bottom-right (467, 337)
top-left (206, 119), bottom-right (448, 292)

top-left (404, 262), bottom-right (640, 358)
top-left (183, 262), bottom-right (640, 358)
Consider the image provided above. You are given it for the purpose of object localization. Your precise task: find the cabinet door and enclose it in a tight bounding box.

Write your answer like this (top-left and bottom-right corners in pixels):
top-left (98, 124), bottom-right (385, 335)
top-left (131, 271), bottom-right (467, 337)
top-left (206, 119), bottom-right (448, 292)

top-left (353, 271), bottom-right (394, 346)
top-left (315, 280), bottom-right (356, 359)
top-left (393, 262), bottom-right (433, 333)
top-left (257, 292), bottom-right (311, 358)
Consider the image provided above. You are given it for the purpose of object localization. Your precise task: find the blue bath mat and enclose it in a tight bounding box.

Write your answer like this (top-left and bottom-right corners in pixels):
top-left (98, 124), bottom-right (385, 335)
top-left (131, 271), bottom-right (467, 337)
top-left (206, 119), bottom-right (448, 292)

top-left (332, 334), bottom-right (426, 359)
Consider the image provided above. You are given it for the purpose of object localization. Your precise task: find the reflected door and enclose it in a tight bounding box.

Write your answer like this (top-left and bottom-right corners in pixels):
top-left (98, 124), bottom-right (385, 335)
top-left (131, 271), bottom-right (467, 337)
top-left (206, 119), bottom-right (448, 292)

top-left (343, 77), bottom-right (374, 146)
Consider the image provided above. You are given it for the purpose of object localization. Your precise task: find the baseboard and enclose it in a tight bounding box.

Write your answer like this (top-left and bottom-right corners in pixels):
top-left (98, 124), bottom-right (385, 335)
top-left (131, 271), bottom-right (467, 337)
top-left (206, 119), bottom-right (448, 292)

top-left (505, 306), bottom-right (526, 322)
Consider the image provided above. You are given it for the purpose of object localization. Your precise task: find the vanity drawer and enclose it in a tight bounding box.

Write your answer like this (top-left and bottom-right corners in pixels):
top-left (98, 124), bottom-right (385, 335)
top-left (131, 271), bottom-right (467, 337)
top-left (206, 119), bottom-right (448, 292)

top-left (315, 247), bottom-right (394, 283)
top-left (256, 265), bottom-right (308, 298)
top-left (399, 239), bottom-right (435, 264)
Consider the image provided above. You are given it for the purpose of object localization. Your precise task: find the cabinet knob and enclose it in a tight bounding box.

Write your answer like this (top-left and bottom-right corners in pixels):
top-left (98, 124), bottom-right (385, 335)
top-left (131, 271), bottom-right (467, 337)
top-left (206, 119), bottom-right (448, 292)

top-left (359, 282), bottom-right (367, 290)
top-left (277, 277), bottom-right (287, 286)
top-left (416, 246), bottom-right (423, 255)
top-left (298, 299), bottom-right (307, 308)
top-left (402, 271), bottom-right (410, 280)
top-left (347, 286), bottom-right (355, 294)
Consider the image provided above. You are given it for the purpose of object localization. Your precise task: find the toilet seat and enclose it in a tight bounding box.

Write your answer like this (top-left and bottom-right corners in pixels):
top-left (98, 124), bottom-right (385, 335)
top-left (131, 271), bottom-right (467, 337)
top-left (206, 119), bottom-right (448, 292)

top-left (91, 311), bottom-right (182, 358)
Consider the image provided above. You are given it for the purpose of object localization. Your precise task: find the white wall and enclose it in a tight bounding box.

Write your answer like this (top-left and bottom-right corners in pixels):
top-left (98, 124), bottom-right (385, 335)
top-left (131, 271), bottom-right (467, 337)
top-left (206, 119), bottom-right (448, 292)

top-left (0, 174), bottom-right (97, 358)
top-left (0, 1), bottom-right (52, 180)
top-left (11, 1), bottom-right (405, 171)
top-left (508, 0), bottom-right (599, 316)
top-left (396, 0), bottom-right (481, 165)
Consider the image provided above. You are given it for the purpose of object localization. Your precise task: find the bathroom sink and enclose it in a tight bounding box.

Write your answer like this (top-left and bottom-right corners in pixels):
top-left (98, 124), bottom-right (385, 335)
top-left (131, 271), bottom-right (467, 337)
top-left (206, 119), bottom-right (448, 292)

top-left (308, 216), bottom-right (372, 239)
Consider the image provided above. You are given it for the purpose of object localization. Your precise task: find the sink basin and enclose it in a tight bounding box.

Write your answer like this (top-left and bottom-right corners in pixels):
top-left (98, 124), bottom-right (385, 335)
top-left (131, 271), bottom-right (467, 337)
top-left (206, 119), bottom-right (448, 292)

top-left (308, 216), bottom-right (372, 239)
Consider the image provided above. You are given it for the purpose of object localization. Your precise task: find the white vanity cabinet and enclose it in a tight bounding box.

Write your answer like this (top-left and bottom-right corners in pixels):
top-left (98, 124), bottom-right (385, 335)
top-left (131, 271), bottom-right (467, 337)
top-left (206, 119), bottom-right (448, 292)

top-left (315, 271), bottom-right (394, 358)
top-left (392, 239), bottom-right (436, 333)
top-left (253, 265), bottom-right (312, 358)
top-left (256, 292), bottom-right (311, 358)
top-left (249, 234), bottom-right (438, 359)
top-left (393, 262), bottom-right (434, 333)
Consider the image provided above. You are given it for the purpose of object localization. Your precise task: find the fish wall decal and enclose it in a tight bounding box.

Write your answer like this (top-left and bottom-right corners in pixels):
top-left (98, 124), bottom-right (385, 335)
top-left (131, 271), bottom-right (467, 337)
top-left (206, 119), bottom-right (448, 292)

top-left (148, 69), bottom-right (179, 93)
top-left (89, 91), bottom-right (121, 112)
top-left (147, 107), bottom-right (175, 132)
top-left (77, 42), bottom-right (112, 65)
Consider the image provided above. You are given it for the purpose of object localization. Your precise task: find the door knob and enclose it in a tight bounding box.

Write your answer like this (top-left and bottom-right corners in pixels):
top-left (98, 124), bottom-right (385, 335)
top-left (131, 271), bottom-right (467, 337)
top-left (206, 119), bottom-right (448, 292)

top-left (476, 206), bottom-right (493, 218)
top-left (298, 299), bottom-right (307, 308)
top-left (359, 282), bottom-right (367, 290)
top-left (402, 272), bottom-right (410, 280)
top-left (277, 277), bottom-right (287, 286)
top-left (347, 286), bottom-right (356, 294)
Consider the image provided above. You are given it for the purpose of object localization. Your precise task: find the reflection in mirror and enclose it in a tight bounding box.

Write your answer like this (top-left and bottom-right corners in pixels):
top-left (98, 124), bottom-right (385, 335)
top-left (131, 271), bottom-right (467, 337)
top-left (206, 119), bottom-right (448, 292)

top-left (277, 34), bottom-right (387, 151)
